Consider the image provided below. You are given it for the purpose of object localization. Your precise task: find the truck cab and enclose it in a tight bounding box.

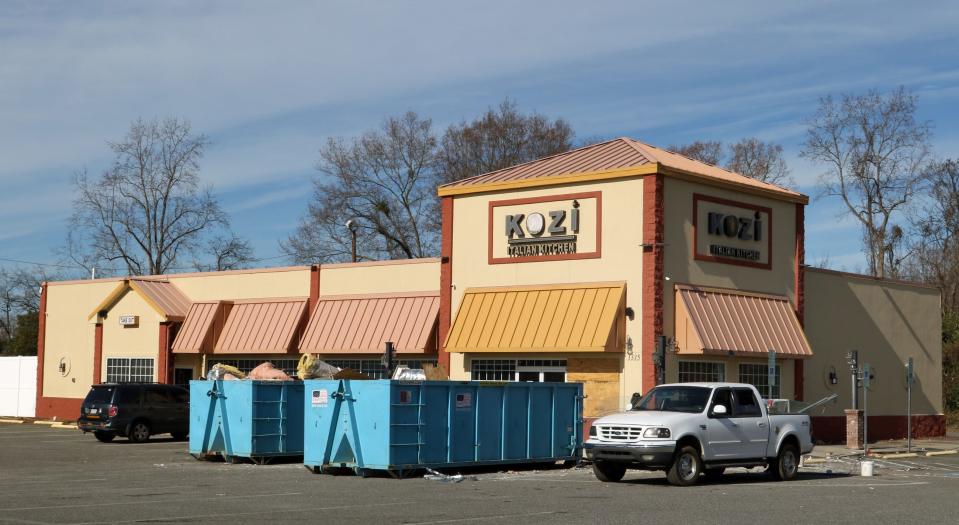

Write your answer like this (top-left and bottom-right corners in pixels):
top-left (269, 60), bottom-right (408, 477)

top-left (584, 382), bottom-right (814, 486)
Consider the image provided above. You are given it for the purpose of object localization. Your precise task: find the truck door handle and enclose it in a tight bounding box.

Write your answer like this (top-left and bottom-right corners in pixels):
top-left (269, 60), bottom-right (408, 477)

top-left (757, 422), bottom-right (767, 428)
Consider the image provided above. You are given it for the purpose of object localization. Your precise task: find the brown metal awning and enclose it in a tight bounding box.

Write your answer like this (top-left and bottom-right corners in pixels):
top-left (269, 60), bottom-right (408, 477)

top-left (445, 282), bottom-right (626, 353)
top-left (171, 301), bottom-right (231, 354)
top-left (674, 284), bottom-right (812, 358)
top-left (299, 292), bottom-right (439, 354)
top-left (213, 298), bottom-right (308, 354)
top-left (88, 278), bottom-right (191, 322)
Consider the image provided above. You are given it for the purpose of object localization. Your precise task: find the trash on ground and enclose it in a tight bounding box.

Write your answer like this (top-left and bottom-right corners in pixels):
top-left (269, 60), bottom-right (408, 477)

top-left (424, 468), bottom-right (474, 483)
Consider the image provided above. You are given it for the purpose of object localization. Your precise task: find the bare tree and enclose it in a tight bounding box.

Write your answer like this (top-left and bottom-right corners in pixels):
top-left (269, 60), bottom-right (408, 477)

top-left (909, 160), bottom-right (959, 310)
top-left (0, 267), bottom-right (48, 355)
top-left (283, 111), bottom-right (439, 263)
top-left (802, 87), bottom-right (931, 278)
top-left (436, 99), bottom-right (575, 186)
top-left (67, 118), bottom-right (249, 276)
top-left (668, 140), bottom-right (724, 166)
top-left (194, 235), bottom-right (255, 272)
top-left (726, 138), bottom-right (794, 187)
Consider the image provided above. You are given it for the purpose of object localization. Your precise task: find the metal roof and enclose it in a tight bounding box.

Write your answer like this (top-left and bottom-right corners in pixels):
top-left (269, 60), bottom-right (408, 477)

top-left (171, 301), bottom-right (229, 354)
top-left (445, 282), bottom-right (626, 353)
top-left (88, 278), bottom-right (191, 322)
top-left (213, 298), bottom-right (308, 354)
top-left (437, 137), bottom-right (807, 203)
top-left (299, 291), bottom-right (440, 354)
top-left (675, 284), bottom-right (812, 358)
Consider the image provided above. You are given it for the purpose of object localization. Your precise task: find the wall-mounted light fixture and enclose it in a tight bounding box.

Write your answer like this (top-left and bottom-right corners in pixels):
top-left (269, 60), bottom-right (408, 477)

top-left (625, 307), bottom-right (634, 321)
top-left (828, 366), bottom-right (838, 385)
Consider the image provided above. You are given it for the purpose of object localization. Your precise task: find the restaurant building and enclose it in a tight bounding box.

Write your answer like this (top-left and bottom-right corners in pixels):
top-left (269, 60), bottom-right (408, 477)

top-left (35, 138), bottom-right (944, 442)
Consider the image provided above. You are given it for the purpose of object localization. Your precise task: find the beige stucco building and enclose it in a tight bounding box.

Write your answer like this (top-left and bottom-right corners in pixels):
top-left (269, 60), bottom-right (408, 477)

top-left (36, 138), bottom-right (944, 442)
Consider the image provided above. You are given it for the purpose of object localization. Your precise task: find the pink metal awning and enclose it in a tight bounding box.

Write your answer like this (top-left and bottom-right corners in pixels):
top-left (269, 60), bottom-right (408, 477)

top-left (171, 301), bottom-right (230, 354)
top-left (299, 291), bottom-right (439, 354)
top-left (675, 285), bottom-right (812, 358)
top-left (213, 298), bottom-right (308, 354)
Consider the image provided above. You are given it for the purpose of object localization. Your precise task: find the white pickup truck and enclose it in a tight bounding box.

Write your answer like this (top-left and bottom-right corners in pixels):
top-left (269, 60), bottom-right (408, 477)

top-left (584, 382), bottom-right (814, 486)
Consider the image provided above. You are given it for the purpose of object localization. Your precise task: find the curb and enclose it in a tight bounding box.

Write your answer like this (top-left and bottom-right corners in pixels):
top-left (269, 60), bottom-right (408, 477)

top-left (33, 420), bottom-right (60, 426)
top-left (0, 419), bottom-right (25, 424)
top-left (51, 423), bottom-right (78, 430)
top-left (869, 452), bottom-right (919, 459)
top-left (925, 450), bottom-right (958, 457)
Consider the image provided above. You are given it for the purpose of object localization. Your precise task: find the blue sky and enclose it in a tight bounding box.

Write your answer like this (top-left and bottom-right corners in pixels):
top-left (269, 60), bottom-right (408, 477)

top-left (2, 0), bottom-right (958, 277)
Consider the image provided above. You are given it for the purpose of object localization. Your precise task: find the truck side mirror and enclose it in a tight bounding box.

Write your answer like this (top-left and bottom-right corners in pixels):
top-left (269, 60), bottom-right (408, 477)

top-left (711, 404), bottom-right (728, 417)
top-left (629, 392), bottom-right (642, 407)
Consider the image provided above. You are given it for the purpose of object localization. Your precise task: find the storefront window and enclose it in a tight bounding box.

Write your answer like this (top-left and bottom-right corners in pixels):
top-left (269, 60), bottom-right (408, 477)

top-left (677, 361), bottom-right (725, 383)
top-left (211, 359), bottom-right (300, 377)
top-left (105, 358), bottom-right (155, 383)
top-left (471, 359), bottom-right (567, 382)
top-left (738, 363), bottom-right (781, 399)
top-left (324, 359), bottom-right (437, 379)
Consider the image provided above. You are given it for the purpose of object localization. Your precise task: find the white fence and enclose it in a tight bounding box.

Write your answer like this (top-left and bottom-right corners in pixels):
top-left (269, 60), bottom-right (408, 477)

top-left (0, 356), bottom-right (36, 418)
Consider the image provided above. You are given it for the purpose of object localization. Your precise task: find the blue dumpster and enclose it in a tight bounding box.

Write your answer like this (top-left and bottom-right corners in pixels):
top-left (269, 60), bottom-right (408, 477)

top-left (189, 380), bottom-right (304, 464)
top-left (302, 379), bottom-right (583, 476)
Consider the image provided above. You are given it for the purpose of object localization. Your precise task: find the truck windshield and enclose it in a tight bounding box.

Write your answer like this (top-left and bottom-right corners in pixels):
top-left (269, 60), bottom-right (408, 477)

top-left (631, 386), bottom-right (711, 413)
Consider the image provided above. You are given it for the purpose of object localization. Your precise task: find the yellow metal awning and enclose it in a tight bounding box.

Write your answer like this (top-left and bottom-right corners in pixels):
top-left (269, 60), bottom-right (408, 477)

top-left (445, 282), bottom-right (626, 353)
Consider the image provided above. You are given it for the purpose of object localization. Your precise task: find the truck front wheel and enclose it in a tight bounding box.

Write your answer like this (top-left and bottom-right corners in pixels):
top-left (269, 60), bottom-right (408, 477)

top-left (666, 446), bottom-right (703, 486)
top-left (592, 460), bottom-right (626, 482)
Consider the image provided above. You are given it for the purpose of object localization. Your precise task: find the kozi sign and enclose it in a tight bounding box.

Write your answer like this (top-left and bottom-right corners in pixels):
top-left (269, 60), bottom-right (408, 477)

top-left (488, 192), bottom-right (601, 264)
top-left (694, 194), bottom-right (772, 269)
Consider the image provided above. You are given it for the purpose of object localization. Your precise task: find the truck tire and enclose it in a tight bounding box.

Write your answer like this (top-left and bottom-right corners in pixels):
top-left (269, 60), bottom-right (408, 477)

top-left (592, 461), bottom-right (626, 482)
top-left (666, 446), bottom-right (703, 486)
top-left (771, 443), bottom-right (799, 481)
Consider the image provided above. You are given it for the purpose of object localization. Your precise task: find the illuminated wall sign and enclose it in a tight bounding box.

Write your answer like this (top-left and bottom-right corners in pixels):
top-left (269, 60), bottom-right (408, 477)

top-left (488, 191), bottom-right (602, 264)
top-left (693, 194), bottom-right (772, 269)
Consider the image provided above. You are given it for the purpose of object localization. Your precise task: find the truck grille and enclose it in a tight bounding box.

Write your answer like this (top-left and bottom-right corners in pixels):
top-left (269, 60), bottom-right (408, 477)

top-left (597, 425), bottom-right (643, 442)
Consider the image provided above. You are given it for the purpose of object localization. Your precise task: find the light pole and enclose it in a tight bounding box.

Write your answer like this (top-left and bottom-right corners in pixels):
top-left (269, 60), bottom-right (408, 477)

top-left (346, 219), bottom-right (358, 263)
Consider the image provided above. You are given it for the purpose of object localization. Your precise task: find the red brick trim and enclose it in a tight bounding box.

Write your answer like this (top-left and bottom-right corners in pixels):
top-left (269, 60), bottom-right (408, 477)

top-left (438, 196), bottom-right (453, 375)
top-left (93, 323), bottom-right (103, 384)
top-left (810, 414), bottom-right (946, 444)
top-left (35, 283), bottom-right (48, 409)
top-left (487, 191), bottom-right (602, 265)
top-left (309, 264), bottom-right (320, 313)
top-left (794, 202), bottom-right (805, 401)
top-left (158, 322), bottom-right (172, 384)
top-left (36, 397), bottom-right (83, 421)
top-left (642, 173), bottom-right (664, 389)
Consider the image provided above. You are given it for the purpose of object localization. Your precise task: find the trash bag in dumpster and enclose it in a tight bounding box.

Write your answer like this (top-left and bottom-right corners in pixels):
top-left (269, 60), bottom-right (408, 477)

top-left (206, 363), bottom-right (245, 380)
top-left (391, 366), bottom-right (426, 381)
top-left (248, 362), bottom-right (292, 381)
top-left (297, 354), bottom-right (341, 380)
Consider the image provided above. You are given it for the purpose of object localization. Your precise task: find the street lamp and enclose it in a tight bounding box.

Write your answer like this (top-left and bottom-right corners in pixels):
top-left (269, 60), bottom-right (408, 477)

top-left (346, 219), bottom-right (358, 263)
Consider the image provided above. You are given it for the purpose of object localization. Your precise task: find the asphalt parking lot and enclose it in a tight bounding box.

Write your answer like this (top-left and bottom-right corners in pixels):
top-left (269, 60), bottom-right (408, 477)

top-left (2, 424), bottom-right (959, 524)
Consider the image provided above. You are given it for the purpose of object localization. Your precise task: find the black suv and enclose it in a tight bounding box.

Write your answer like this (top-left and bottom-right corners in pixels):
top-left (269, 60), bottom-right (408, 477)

top-left (78, 383), bottom-right (190, 443)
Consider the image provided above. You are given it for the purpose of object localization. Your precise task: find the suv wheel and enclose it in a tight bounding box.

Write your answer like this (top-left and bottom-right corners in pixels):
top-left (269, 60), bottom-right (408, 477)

top-left (771, 443), bottom-right (799, 481)
top-left (93, 431), bottom-right (115, 443)
top-left (128, 421), bottom-right (151, 443)
top-left (666, 446), bottom-right (703, 486)
top-left (592, 460), bottom-right (626, 482)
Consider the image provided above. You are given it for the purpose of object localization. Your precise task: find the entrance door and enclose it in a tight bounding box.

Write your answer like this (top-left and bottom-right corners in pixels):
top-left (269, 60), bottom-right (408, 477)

top-left (174, 368), bottom-right (194, 386)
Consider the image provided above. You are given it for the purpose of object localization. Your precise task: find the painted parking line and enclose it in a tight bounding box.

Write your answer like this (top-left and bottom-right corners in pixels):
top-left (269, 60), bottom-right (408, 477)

top-left (406, 511), bottom-right (558, 524)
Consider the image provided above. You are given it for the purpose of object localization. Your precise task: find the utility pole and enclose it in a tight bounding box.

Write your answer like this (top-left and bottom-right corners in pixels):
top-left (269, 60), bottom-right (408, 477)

top-left (346, 219), bottom-right (358, 263)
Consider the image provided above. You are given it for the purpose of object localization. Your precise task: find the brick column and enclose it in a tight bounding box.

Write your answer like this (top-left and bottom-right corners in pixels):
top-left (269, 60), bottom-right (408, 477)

top-left (641, 173), bottom-right (664, 391)
top-left (845, 409), bottom-right (864, 449)
top-left (93, 323), bottom-right (103, 384)
top-left (438, 196), bottom-right (453, 376)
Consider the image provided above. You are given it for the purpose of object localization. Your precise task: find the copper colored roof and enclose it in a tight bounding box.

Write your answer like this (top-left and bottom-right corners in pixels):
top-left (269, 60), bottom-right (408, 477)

top-left (437, 137), bottom-right (807, 203)
top-left (676, 284), bottom-right (812, 358)
top-left (299, 292), bottom-right (440, 354)
top-left (171, 301), bottom-right (230, 354)
top-left (213, 298), bottom-right (308, 354)
top-left (88, 278), bottom-right (191, 321)
top-left (445, 282), bottom-right (626, 353)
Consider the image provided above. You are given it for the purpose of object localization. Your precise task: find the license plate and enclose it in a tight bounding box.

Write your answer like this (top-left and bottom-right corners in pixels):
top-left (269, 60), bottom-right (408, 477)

top-left (87, 414), bottom-right (100, 419)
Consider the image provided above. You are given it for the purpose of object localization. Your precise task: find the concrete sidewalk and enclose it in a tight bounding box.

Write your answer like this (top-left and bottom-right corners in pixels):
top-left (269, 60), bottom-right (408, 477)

top-left (806, 429), bottom-right (959, 461)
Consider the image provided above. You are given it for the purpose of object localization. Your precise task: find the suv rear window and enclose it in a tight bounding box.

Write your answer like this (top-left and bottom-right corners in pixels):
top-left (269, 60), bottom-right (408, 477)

top-left (84, 386), bottom-right (115, 404)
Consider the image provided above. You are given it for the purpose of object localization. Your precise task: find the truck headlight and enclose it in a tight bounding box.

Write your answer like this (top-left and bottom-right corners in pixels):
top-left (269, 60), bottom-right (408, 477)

top-left (589, 425), bottom-right (597, 437)
top-left (643, 427), bottom-right (670, 438)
